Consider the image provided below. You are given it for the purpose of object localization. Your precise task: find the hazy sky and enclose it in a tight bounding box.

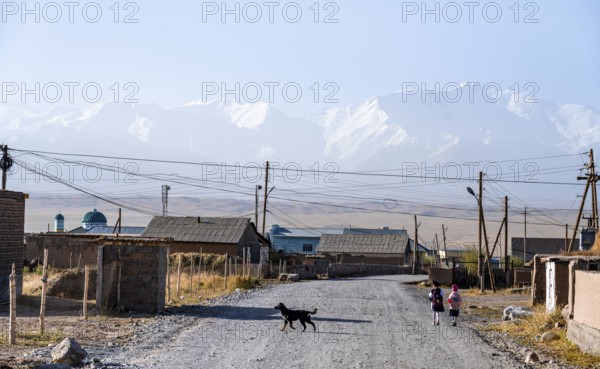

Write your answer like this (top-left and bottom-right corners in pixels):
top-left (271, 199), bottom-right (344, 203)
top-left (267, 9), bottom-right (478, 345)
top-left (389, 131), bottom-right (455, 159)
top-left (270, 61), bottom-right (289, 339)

top-left (1, 0), bottom-right (599, 117)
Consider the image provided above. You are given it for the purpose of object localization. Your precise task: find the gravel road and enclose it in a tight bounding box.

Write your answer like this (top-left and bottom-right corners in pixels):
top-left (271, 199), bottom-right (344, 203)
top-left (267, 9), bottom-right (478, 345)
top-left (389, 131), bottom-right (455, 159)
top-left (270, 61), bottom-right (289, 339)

top-left (98, 275), bottom-right (528, 369)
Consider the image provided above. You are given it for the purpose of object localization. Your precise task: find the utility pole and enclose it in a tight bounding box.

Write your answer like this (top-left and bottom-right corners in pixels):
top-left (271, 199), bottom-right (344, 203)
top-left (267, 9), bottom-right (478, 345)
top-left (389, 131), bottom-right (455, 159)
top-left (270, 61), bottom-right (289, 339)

top-left (1, 145), bottom-right (13, 190)
top-left (262, 161), bottom-right (270, 236)
top-left (504, 196), bottom-right (509, 277)
top-left (255, 185), bottom-right (262, 227)
top-left (435, 233), bottom-right (439, 266)
top-left (162, 185), bottom-right (171, 216)
top-left (442, 225), bottom-right (448, 267)
top-left (568, 149), bottom-right (597, 252)
top-left (413, 214), bottom-right (418, 275)
top-left (523, 207), bottom-right (527, 261)
top-left (478, 171), bottom-right (484, 291)
top-left (565, 224), bottom-right (569, 251)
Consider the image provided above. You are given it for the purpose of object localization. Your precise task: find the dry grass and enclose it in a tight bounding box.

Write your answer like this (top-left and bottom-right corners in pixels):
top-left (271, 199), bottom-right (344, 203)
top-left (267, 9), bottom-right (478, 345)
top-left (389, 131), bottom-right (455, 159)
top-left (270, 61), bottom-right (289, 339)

top-left (488, 305), bottom-right (600, 367)
top-left (167, 271), bottom-right (260, 305)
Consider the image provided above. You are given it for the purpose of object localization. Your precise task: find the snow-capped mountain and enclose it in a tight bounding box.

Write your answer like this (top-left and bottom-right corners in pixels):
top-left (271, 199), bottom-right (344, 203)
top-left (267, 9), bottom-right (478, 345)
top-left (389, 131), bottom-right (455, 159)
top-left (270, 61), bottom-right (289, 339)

top-left (1, 86), bottom-right (598, 174)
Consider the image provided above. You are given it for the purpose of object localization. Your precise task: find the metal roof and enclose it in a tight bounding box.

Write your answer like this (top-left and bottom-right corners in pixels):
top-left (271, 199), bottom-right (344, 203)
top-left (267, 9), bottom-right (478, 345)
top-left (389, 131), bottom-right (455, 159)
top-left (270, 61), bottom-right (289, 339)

top-left (270, 226), bottom-right (344, 238)
top-left (317, 234), bottom-right (410, 254)
top-left (141, 216), bottom-right (251, 244)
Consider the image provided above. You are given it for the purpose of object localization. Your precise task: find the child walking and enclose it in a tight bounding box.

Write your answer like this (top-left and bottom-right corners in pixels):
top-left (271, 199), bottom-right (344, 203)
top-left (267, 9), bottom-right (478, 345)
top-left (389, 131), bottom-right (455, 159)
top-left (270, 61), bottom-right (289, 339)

top-left (447, 284), bottom-right (462, 326)
top-left (428, 281), bottom-right (444, 325)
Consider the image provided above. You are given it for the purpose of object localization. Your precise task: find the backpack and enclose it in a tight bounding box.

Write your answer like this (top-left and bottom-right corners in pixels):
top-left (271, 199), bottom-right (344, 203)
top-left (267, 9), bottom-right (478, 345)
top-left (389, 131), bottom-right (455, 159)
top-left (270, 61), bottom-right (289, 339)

top-left (431, 288), bottom-right (443, 310)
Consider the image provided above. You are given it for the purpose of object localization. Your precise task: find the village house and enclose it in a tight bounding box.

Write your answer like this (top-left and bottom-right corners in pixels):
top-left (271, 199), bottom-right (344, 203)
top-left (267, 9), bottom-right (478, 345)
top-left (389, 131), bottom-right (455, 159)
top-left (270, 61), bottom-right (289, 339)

top-left (141, 216), bottom-right (269, 263)
top-left (317, 234), bottom-right (418, 265)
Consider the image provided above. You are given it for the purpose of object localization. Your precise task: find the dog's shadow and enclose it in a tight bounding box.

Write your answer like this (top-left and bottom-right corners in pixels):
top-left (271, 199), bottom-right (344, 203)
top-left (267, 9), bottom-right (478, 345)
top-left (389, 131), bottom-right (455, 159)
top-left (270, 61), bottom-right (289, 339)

top-left (172, 305), bottom-right (372, 324)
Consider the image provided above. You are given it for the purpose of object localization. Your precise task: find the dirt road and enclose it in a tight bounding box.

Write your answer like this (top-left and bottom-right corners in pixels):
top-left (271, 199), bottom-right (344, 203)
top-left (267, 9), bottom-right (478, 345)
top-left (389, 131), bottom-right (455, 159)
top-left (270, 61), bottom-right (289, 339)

top-left (101, 275), bottom-right (526, 369)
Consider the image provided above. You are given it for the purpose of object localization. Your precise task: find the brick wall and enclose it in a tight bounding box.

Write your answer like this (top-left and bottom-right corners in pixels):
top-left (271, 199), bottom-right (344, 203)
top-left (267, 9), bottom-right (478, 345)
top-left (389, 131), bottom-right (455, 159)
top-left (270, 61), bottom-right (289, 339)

top-left (97, 244), bottom-right (167, 313)
top-left (0, 191), bottom-right (25, 302)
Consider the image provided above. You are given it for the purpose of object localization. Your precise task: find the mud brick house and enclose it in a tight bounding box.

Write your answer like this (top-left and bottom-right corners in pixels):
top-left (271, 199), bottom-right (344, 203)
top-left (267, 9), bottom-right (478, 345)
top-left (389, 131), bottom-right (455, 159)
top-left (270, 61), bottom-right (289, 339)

top-left (317, 234), bottom-right (411, 265)
top-left (0, 190), bottom-right (26, 302)
top-left (141, 216), bottom-right (269, 263)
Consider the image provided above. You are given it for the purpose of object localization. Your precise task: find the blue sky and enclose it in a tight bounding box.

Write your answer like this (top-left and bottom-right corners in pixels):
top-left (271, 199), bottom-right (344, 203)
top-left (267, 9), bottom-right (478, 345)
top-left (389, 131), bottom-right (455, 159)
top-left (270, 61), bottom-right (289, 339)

top-left (1, 0), bottom-right (599, 116)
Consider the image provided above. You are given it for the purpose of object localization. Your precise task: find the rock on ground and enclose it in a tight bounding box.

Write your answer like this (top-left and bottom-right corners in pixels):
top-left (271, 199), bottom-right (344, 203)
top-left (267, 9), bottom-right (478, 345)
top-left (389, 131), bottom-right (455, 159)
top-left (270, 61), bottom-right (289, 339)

top-left (51, 338), bottom-right (88, 366)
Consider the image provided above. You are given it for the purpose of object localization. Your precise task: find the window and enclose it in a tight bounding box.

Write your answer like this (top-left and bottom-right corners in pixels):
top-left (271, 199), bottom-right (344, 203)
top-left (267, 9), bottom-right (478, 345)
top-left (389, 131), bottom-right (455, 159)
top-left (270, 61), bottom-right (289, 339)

top-left (302, 244), bottom-right (313, 252)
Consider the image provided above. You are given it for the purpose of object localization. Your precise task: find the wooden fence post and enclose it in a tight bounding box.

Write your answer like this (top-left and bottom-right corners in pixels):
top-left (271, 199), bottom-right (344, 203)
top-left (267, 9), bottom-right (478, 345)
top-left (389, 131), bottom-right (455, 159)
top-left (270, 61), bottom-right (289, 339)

top-left (176, 254), bottom-right (182, 297)
top-left (83, 265), bottom-right (89, 320)
top-left (166, 250), bottom-right (171, 304)
top-left (189, 253), bottom-right (194, 294)
top-left (39, 249), bottom-right (49, 335)
top-left (224, 253), bottom-right (228, 290)
top-left (9, 263), bottom-right (17, 345)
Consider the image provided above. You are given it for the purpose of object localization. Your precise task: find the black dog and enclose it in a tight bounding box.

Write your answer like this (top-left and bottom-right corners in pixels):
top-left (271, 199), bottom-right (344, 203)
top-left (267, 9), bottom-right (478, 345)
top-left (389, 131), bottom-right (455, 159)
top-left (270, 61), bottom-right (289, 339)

top-left (274, 302), bottom-right (317, 332)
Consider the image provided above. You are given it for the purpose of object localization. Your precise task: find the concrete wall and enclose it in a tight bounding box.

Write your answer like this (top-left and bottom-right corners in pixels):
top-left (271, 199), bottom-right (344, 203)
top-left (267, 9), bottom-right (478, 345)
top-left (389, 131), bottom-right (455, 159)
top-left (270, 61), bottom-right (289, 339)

top-left (26, 234), bottom-right (99, 269)
top-left (546, 261), bottom-right (570, 312)
top-left (572, 270), bottom-right (600, 330)
top-left (0, 191), bottom-right (25, 302)
top-left (567, 270), bottom-right (600, 356)
top-left (96, 244), bottom-right (167, 313)
top-left (531, 255), bottom-right (546, 305)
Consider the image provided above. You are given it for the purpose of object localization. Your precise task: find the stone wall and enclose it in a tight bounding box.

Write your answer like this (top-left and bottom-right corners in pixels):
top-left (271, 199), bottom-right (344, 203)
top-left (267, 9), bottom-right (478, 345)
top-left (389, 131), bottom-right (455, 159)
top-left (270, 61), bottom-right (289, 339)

top-left (96, 244), bottom-right (167, 313)
top-left (0, 191), bottom-right (25, 302)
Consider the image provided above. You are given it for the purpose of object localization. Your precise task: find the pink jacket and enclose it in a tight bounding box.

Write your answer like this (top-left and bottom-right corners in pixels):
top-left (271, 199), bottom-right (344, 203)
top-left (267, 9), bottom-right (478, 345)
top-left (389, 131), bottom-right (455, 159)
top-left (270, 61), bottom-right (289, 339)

top-left (447, 291), bottom-right (462, 309)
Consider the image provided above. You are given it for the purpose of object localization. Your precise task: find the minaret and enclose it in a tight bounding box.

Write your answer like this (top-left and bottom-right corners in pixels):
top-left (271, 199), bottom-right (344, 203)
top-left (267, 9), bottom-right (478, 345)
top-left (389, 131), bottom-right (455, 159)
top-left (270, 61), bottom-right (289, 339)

top-left (54, 213), bottom-right (65, 232)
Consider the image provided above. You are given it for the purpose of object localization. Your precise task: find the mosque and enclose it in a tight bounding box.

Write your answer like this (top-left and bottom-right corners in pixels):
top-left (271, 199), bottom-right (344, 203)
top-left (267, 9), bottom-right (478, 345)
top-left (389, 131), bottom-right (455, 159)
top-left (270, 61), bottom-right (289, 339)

top-left (52, 209), bottom-right (144, 235)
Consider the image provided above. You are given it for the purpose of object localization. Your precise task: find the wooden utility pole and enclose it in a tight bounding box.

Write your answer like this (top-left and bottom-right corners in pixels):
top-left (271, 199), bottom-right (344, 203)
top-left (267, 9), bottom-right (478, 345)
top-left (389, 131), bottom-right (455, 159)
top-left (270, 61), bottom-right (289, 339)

top-left (9, 263), bottom-right (16, 345)
top-left (39, 249), bottom-right (49, 335)
top-left (1, 144), bottom-right (12, 190)
top-left (590, 149), bottom-right (598, 229)
top-left (413, 214), bottom-right (418, 274)
top-left (523, 207), bottom-right (527, 261)
top-left (565, 224), bottom-right (569, 251)
top-left (504, 196), bottom-right (509, 276)
top-left (568, 149), bottom-right (596, 252)
top-left (262, 161), bottom-right (270, 236)
top-left (442, 225), bottom-right (448, 267)
top-left (478, 172), bottom-right (484, 291)
top-left (435, 233), bottom-right (440, 266)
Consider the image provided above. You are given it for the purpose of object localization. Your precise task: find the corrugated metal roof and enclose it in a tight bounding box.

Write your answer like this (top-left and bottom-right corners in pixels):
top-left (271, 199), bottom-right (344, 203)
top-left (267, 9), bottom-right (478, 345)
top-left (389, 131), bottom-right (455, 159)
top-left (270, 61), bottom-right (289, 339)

top-left (141, 216), bottom-right (251, 244)
top-left (85, 226), bottom-right (146, 235)
top-left (317, 234), bottom-right (410, 254)
top-left (270, 226), bottom-right (344, 238)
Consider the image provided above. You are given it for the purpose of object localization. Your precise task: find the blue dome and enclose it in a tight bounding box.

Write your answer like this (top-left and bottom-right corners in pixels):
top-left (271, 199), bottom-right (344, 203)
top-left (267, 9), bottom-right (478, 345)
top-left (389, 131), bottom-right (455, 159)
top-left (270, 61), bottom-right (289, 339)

top-left (82, 209), bottom-right (107, 224)
top-left (54, 213), bottom-right (64, 220)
